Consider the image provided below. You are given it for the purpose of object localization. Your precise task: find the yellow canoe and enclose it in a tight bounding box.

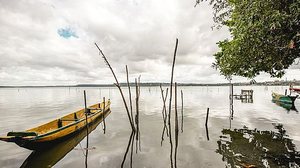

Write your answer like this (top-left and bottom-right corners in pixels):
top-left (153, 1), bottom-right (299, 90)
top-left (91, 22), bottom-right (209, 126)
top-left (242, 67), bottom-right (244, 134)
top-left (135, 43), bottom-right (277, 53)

top-left (0, 100), bottom-right (111, 150)
top-left (20, 107), bottom-right (108, 167)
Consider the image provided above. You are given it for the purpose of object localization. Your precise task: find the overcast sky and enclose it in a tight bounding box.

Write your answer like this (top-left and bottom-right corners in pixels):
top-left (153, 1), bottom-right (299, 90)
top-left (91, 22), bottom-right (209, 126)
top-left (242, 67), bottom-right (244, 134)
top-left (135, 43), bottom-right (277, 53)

top-left (0, 0), bottom-right (299, 86)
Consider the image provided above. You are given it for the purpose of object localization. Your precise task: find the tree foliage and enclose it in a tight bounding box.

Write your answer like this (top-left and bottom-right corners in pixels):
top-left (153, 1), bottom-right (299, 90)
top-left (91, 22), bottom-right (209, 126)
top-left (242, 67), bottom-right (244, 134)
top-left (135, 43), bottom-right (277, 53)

top-left (197, 0), bottom-right (300, 78)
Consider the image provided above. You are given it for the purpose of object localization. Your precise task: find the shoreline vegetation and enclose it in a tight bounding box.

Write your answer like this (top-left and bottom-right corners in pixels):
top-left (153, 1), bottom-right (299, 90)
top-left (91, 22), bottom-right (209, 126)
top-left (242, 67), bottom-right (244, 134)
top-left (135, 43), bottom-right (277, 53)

top-left (1, 80), bottom-right (300, 88)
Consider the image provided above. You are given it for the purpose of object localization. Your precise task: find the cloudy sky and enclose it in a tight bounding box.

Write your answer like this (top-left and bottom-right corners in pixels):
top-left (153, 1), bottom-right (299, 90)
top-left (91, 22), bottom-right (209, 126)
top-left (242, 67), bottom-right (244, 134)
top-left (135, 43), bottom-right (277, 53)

top-left (0, 0), bottom-right (299, 86)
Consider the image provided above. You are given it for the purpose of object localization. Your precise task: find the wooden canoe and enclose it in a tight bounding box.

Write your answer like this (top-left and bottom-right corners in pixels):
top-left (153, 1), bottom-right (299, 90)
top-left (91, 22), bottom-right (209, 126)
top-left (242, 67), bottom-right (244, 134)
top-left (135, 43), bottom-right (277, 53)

top-left (20, 108), bottom-right (107, 167)
top-left (0, 100), bottom-right (111, 150)
top-left (272, 92), bottom-right (298, 104)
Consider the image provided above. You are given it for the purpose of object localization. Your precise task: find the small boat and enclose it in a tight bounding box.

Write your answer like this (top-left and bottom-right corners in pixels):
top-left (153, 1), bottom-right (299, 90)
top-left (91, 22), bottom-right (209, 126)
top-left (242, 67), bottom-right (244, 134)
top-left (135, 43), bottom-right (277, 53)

top-left (0, 100), bottom-right (111, 150)
top-left (20, 108), bottom-right (107, 167)
top-left (290, 87), bottom-right (300, 93)
top-left (272, 92), bottom-right (298, 104)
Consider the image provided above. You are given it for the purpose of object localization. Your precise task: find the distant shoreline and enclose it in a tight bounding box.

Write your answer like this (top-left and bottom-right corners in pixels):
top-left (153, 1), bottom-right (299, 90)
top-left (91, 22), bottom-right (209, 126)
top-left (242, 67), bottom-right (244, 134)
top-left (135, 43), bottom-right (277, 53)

top-left (1, 81), bottom-right (299, 88)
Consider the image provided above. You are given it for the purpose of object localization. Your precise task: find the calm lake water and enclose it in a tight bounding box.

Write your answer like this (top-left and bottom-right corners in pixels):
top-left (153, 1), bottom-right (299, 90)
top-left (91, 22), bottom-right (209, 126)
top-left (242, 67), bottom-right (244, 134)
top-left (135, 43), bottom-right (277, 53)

top-left (0, 86), bottom-right (299, 168)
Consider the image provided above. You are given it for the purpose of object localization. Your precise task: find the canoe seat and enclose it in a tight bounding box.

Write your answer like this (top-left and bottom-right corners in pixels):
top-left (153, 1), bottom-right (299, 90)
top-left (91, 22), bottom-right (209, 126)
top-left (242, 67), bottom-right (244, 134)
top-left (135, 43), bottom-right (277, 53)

top-left (85, 108), bottom-right (97, 115)
top-left (74, 113), bottom-right (78, 120)
top-left (88, 108), bottom-right (102, 110)
top-left (58, 113), bottom-right (79, 126)
top-left (60, 119), bottom-right (79, 121)
top-left (7, 131), bottom-right (37, 137)
top-left (58, 119), bottom-right (63, 128)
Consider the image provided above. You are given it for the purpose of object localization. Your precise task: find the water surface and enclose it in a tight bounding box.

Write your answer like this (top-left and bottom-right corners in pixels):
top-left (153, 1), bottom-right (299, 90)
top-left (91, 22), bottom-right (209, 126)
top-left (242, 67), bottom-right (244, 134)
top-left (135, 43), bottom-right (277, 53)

top-left (0, 86), bottom-right (299, 167)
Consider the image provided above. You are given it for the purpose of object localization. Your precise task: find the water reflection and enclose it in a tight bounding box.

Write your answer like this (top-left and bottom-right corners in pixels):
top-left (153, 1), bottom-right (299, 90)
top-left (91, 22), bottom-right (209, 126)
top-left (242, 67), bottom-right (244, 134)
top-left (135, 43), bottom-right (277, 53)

top-left (20, 110), bottom-right (110, 168)
top-left (272, 100), bottom-right (298, 112)
top-left (121, 131), bottom-right (135, 168)
top-left (216, 124), bottom-right (300, 167)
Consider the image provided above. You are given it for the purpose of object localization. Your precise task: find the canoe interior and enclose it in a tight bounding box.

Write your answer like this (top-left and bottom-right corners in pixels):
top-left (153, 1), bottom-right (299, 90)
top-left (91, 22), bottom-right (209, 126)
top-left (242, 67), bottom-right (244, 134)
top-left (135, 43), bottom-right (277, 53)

top-left (26, 102), bottom-right (107, 136)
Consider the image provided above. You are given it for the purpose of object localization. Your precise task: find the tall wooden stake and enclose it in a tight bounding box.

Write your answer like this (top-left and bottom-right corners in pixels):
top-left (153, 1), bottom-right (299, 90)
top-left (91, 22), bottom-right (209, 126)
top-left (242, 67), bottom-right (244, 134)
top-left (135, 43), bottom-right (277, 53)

top-left (180, 90), bottom-right (183, 133)
top-left (135, 78), bottom-right (140, 153)
top-left (84, 90), bottom-right (89, 168)
top-left (126, 65), bottom-right (134, 127)
top-left (103, 97), bottom-right (106, 134)
top-left (168, 38), bottom-right (179, 168)
top-left (174, 83), bottom-right (179, 168)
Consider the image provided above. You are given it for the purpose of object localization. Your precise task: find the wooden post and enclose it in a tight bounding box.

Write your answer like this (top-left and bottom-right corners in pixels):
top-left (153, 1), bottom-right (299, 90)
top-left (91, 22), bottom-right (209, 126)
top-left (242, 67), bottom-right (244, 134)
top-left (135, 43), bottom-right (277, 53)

top-left (135, 78), bottom-right (140, 153)
top-left (126, 65), bottom-right (134, 127)
top-left (83, 90), bottom-right (89, 168)
top-left (285, 89), bottom-right (287, 96)
top-left (205, 108), bottom-right (209, 126)
top-left (180, 90), bottom-right (183, 133)
top-left (174, 83), bottom-right (179, 168)
top-left (167, 38), bottom-right (178, 168)
top-left (229, 84), bottom-right (234, 119)
top-left (103, 97), bottom-right (106, 134)
top-left (205, 108), bottom-right (209, 141)
top-left (205, 125), bottom-right (210, 141)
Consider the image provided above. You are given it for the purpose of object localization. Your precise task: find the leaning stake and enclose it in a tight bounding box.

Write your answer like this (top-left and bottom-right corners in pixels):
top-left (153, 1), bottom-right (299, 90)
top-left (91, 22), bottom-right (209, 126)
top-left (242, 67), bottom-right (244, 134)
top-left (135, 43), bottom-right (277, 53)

top-left (95, 43), bottom-right (135, 132)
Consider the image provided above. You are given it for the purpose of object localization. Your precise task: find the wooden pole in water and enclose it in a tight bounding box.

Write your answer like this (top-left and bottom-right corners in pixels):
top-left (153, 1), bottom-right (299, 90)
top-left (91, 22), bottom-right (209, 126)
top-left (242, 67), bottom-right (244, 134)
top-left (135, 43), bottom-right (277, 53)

top-left (168, 38), bottom-right (178, 168)
top-left (285, 89), bottom-right (287, 96)
top-left (137, 76), bottom-right (141, 151)
top-left (205, 108), bottom-right (209, 126)
top-left (174, 82), bottom-right (179, 168)
top-left (126, 65), bottom-right (134, 127)
top-left (95, 43), bottom-right (135, 132)
top-left (205, 125), bottom-right (210, 141)
top-left (83, 90), bottom-right (89, 168)
top-left (103, 97), bottom-right (106, 134)
top-left (205, 108), bottom-right (209, 141)
top-left (135, 78), bottom-right (140, 153)
top-left (180, 90), bottom-right (183, 133)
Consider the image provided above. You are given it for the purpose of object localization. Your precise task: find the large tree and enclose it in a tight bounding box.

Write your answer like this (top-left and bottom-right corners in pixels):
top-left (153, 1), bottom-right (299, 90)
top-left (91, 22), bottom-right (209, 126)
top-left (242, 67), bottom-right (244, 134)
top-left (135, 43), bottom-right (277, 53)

top-left (197, 0), bottom-right (300, 78)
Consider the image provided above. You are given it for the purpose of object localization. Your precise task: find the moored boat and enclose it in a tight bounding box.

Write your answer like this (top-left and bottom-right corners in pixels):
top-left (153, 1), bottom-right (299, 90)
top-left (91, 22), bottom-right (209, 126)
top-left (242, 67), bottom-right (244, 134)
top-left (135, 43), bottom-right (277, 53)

top-left (0, 100), bottom-right (111, 150)
top-left (272, 92), bottom-right (298, 104)
top-left (20, 108), bottom-right (107, 167)
top-left (290, 87), bottom-right (300, 94)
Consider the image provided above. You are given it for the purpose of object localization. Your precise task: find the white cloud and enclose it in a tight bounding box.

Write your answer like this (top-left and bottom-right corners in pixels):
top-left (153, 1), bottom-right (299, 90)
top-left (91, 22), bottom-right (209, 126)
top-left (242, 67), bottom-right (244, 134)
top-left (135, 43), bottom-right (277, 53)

top-left (0, 0), bottom-right (297, 86)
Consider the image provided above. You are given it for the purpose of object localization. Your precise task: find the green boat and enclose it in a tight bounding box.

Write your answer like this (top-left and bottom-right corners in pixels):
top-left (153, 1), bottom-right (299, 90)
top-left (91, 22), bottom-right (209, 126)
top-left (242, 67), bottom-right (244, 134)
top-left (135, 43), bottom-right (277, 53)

top-left (272, 92), bottom-right (298, 104)
top-left (272, 99), bottom-right (297, 111)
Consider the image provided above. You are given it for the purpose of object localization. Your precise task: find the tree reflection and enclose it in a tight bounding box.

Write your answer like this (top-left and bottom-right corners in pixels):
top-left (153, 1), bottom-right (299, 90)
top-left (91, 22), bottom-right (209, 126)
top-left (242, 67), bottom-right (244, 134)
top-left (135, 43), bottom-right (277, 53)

top-left (216, 124), bottom-right (300, 167)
